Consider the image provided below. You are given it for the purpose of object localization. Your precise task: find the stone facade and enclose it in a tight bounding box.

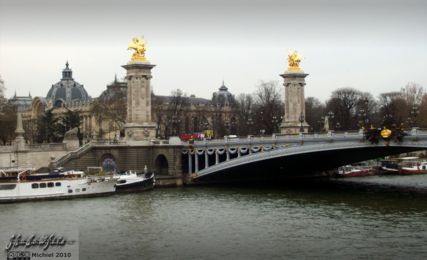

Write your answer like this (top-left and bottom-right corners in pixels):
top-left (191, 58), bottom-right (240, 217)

top-left (280, 71), bottom-right (309, 134)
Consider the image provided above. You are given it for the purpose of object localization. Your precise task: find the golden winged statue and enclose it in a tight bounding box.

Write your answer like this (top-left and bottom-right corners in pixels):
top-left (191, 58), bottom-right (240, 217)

top-left (128, 36), bottom-right (147, 62)
top-left (288, 50), bottom-right (303, 71)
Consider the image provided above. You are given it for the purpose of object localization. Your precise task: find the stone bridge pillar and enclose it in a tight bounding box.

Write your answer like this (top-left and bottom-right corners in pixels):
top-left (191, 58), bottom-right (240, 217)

top-left (280, 51), bottom-right (309, 134)
top-left (122, 61), bottom-right (156, 142)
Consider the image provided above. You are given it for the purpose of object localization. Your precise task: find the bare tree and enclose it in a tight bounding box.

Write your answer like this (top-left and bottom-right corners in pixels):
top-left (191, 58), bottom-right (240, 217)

top-left (355, 92), bottom-right (378, 128)
top-left (378, 92), bottom-right (409, 128)
top-left (326, 87), bottom-right (362, 130)
top-left (401, 82), bottom-right (424, 106)
top-left (165, 89), bottom-right (189, 137)
top-left (252, 81), bottom-right (283, 134)
top-left (418, 94), bottom-right (427, 128)
top-left (235, 93), bottom-right (254, 136)
top-left (305, 97), bottom-right (325, 132)
top-left (90, 89), bottom-right (127, 140)
top-left (0, 103), bottom-right (17, 145)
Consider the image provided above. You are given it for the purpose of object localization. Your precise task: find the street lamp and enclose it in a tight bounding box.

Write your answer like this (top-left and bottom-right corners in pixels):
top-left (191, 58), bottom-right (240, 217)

top-left (299, 113), bottom-right (305, 133)
top-left (327, 111), bottom-right (335, 130)
top-left (171, 115), bottom-right (180, 136)
top-left (410, 104), bottom-right (419, 127)
top-left (247, 117), bottom-right (254, 135)
top-left (224, 121), bottom-right (230, 136)
top-left (271, 115), bottom-right (279, 133)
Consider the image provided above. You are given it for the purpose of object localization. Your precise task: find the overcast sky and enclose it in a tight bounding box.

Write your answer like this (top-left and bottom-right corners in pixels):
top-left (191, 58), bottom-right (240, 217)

top-left (0, 0), bottom-right (426, 101)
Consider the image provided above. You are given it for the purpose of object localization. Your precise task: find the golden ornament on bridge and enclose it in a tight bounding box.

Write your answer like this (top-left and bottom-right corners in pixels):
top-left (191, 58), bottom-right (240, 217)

top-left (128, 36), bottom-right (147, 62)
top-left (380, 127), bottom-right (392, 139)
top-left (288, 50), bottom-right (303, 72)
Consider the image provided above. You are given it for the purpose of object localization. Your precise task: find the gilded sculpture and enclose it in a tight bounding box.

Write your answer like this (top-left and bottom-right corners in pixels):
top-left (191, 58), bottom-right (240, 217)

top-left (128, 36), bottom-right (147, 62)
top-left (288, 50), bottom-right (303, 71)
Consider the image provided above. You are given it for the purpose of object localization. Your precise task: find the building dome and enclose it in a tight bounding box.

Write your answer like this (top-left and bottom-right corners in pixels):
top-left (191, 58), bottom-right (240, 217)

top-left (212, 81), bottom-right (235, 106)
top-left (46, 62), bottom-right (89, 107)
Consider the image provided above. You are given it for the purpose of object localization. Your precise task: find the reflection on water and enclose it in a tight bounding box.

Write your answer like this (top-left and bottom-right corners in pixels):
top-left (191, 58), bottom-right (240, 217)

top-left (0, 175), bottom-right (426, 259)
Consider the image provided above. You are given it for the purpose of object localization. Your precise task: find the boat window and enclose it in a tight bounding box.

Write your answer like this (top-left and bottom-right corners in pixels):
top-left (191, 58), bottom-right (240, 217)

top-left (75, 188), bottom-right (80, 192)
top-left (47, 182), bottom-right (54, 188)
top-left (68, 189), bottom-right (72, 193)
top-left (118, 180), bottom-right (126, 184)
top-left (55, 182), bottom-right (61, 187)
top-left (40, 183), bottom-right (47, 188)
top-left (31, 183), bottom-right (39, 189)
top-left (0, 184), bottom-right (17, 190)
top-left (82, 188), bottom-right (86, 192)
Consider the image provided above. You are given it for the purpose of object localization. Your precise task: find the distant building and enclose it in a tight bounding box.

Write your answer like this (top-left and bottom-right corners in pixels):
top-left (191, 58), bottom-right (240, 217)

top-left (46, 61), bottom-right (90, 108)
top-left (9, 92), bottom-right (32, 112)
top-left (14, 62), bottom-right (237, 143)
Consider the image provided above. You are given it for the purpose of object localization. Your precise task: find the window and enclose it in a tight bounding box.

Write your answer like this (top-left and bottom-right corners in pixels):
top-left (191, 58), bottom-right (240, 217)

top-left (47, 182), bottom-right (54, 188)
top-left (75, 188), bottom-right (80, 192)
top-left (40, 183), bottom-right (46, 188)
top-left (31, 183), bottom-right (39, 189)
top-left (68, 189), bottom-right (72, 193)
top-left (82, 188), bottom-right (86, 192)
top-left (0, 184), bottom-right (17, 190)
top-left (55, 182), bottom-right (61, 187)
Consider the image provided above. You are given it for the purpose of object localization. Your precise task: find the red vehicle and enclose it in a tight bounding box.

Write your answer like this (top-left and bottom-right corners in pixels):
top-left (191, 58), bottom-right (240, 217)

top-left (179, 133), bottom-right (204, 141)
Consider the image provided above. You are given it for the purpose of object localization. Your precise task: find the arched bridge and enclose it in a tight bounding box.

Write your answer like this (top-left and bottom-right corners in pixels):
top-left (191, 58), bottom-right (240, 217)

top-left (182, 129), bottom-right (427, 182)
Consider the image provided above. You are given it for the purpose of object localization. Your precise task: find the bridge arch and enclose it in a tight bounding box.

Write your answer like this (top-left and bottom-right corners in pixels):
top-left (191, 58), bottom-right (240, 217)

top-left (101, 153), bottom-right (117, 172)
top-left (192, 141), bottom-right (427, 182)
top-left (154, 154), bottom-right (169, 175)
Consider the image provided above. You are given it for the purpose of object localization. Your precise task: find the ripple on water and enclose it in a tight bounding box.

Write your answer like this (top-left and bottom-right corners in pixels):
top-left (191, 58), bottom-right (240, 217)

top-left (0, 178), bottom-right (426, 259)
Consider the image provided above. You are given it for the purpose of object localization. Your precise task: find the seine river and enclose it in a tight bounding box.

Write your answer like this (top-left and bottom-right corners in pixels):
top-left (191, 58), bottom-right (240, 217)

top-left (1, 175), bottom-right (427, 259)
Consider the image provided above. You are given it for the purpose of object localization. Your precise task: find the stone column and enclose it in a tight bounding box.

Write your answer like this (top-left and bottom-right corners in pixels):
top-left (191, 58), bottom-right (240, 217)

top-left (14, 113), bottom-right (26, 151)
top-left (122, 61), bottom-right (157, 142)
top-left (204, 151), bottom-right (209, 169)
top-left (280, 71), bottom-right (309, 134)
top-left (195, 153), bottom-right (199, 173)
top-left (188, 153), bottom-right (192, 174)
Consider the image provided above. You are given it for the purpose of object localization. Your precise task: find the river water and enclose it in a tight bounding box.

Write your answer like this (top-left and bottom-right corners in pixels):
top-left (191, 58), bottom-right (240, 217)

top-left (1, 175), bottom-right (427, 260)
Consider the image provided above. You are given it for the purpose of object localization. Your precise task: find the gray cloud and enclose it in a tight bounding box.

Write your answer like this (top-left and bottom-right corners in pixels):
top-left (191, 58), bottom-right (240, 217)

top-left (0, 0), bottom-right (426, 100)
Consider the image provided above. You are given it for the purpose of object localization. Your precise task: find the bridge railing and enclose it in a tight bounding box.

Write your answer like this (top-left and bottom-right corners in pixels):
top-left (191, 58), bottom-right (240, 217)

top-left (192, 131), bottom-right (365, 147)
top-left (191, 128), bottom-right (427, 147)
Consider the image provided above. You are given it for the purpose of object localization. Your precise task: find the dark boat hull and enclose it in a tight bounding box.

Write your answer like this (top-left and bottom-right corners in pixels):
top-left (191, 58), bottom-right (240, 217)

top-left (115, 177), bottom-right (155, 192)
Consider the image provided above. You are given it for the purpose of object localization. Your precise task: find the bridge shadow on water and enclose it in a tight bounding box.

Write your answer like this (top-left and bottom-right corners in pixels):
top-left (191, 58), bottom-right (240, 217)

top-left (188, 176), bottom-right (427, 215)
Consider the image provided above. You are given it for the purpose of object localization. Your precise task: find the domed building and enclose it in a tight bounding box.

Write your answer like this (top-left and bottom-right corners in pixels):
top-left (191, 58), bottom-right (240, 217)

top-left (212, 81), bottom-right (235, 107)
top-left (46, 62), bottom-right (90, 107)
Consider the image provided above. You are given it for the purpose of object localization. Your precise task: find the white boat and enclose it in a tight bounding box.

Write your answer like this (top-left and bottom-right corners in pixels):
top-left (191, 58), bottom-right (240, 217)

top-left (0, 169), bottom-right (116, 203)
top-left (399, 159), bottom-right (427, 175)
top-left (114, 170), bottom-right (155, 192)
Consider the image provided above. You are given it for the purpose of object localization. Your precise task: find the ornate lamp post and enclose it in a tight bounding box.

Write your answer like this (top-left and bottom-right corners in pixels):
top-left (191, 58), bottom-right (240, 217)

top-left (410, 104), bottom-right (419, 127)
top-left (230, 118), bottom-right (237, 134)
top-left (247, 117), bottom-right (254, 135)
top-left (271, 115), bottom-right (279, 133)
top-left (171, 115), bottom-right (180, 136)
top-left (327, 111), bottom-right (335, 130)
top-left (383, 113), bottom-right (393, 127)
top-left (358, 109), bottom-right (366, 128)
top-left (299, 113), bottom-right (305, 133)
top-left (224, 121), bottom-right (230, 136)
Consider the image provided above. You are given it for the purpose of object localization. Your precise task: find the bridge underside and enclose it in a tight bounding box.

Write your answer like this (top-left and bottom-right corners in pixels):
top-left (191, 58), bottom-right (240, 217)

top-left (193, 147), bottom-right (423, 183)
